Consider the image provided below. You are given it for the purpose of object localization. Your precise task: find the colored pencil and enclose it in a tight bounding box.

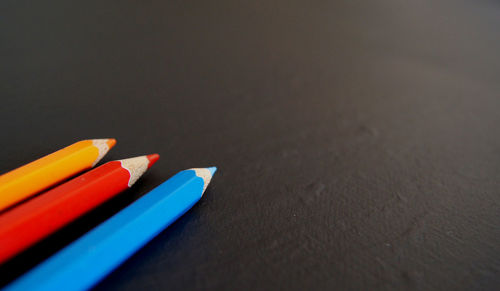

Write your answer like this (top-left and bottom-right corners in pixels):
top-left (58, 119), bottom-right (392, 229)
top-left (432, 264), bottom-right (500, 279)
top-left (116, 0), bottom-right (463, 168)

top-left (4, 167), bottom-right (216, 291)
top-left (0, 139), bottom-right (116, 211)
top-left (0, 154), bottom-right (159, 264)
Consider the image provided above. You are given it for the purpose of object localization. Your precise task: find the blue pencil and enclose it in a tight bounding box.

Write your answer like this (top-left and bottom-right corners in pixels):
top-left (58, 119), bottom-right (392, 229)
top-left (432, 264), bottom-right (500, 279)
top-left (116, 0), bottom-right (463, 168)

top-left (4, 167), bottom-right (217, 291)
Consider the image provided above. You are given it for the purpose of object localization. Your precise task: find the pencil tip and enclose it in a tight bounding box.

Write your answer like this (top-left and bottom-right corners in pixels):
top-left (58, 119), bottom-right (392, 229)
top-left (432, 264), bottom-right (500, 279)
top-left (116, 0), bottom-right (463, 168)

top-left (146, 154), bottom-right (160, 168)
top-left (106, 138), bottom-right (116, 148)
top-left (190, 167), bottom-right (217, 195)
top-left (207, 167), bottom-right (217, 175)
top-left (120, 155), bottom-right (158, 187)
top-left (91, 139), bottom-right (116, 166)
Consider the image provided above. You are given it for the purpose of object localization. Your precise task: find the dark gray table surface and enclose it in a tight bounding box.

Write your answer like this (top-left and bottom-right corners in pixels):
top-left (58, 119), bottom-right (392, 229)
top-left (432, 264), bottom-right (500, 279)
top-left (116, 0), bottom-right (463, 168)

top-left (1, 0), bottom-right (500, 290)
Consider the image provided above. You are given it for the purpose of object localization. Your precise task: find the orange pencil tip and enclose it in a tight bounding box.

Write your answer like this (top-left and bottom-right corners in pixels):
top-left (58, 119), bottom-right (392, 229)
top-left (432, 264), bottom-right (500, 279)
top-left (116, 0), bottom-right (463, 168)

top-left (106, 138), bottom-right (117, 148)
top-left (146, 154), bottom-right (160, 168)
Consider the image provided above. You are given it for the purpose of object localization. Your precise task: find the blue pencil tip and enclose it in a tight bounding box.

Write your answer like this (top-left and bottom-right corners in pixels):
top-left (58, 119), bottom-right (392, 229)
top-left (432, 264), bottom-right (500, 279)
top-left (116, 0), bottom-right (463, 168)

top-left (207, 167), bottom-right (217, 175)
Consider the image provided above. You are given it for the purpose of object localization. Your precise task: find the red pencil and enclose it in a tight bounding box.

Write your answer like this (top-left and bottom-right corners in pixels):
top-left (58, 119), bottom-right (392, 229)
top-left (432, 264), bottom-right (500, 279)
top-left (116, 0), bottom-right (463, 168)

top-left (0, 154), bottom-right (159, 264)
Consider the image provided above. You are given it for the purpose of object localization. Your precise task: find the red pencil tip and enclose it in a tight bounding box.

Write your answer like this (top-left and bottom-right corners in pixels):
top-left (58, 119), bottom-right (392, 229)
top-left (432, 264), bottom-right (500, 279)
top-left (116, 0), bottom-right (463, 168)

top-left (146, 154), bottom-right (160, 168)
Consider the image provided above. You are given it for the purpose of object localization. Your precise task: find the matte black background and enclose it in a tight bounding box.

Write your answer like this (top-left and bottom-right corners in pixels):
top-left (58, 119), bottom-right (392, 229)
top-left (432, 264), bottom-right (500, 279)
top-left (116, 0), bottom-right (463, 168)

top-left (1, 0), bottom-right (500, 290)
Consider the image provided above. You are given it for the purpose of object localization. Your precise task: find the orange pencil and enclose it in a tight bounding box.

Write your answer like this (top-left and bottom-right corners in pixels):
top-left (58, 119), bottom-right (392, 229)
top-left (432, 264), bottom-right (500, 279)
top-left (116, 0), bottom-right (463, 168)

top-left (0, 139), bottom-right (116, 211)
top-left (0, 154), bottom-right (159, 264)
